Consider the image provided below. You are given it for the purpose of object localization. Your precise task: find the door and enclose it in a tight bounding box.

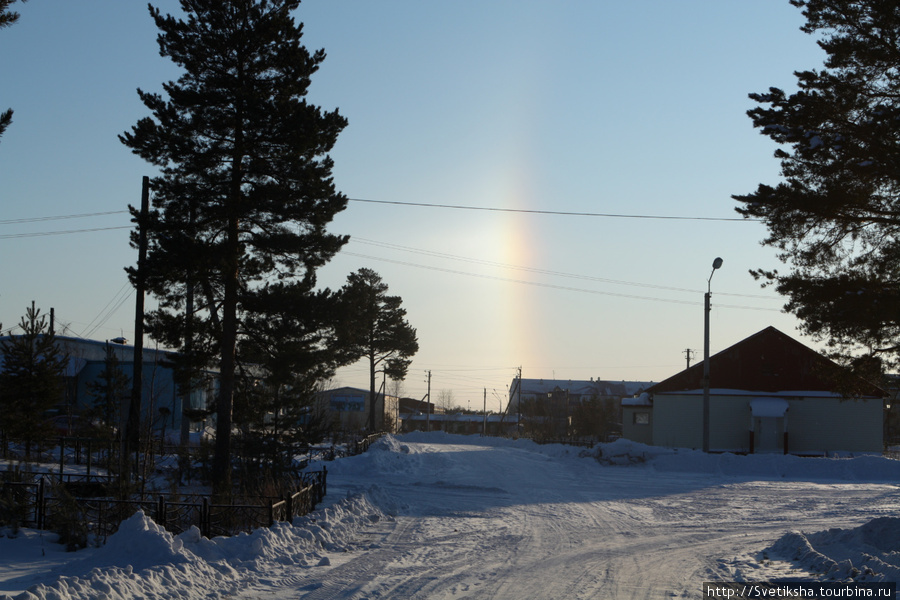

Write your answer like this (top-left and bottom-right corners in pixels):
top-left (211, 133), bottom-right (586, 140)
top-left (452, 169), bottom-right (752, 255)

top-left (754, 416), bottom-right (783, 453)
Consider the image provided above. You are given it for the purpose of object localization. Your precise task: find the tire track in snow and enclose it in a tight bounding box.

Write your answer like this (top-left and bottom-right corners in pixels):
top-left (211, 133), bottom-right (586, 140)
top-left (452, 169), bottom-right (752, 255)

top-left (254, 438), bottom-right (900, 599)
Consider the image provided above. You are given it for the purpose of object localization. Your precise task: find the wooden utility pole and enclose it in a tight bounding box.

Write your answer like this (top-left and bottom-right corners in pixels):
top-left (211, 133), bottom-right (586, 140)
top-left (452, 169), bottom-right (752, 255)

top-left (426, 370), bottom-right (431, 431)
top-left (684, 348), bottom-right (694, 370)
top-left (125, 176), bottom-right (150, 476)
top-left (482, 388), bottom-right (487, 436)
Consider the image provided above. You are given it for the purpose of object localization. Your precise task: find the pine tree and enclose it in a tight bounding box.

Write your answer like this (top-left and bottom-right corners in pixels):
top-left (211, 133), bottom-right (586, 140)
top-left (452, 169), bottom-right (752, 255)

top-left (338, 269), bottom-right (419, 432)
top-left (121, 0), bottom-right (348, 488)
top-left (0, 303), bottom-right (68, 449)
top-left (85, 342), bottom-right (131, 439)
top-left (734, 0), bottom-right (900, 373)
top-left (235, 280), bottom-right (352, 473)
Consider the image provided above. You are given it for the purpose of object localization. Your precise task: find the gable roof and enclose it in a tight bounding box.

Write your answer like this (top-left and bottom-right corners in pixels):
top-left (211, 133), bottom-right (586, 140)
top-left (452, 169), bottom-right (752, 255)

top-left (647, 326), bottom-right (884, 397)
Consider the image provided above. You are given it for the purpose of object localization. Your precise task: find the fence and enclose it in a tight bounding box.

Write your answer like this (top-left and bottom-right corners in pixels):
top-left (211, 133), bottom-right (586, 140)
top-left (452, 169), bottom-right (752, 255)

top-left (0, 431), bottom-right (385, 544)
top-left (0, 467), bottom-right (327, 542)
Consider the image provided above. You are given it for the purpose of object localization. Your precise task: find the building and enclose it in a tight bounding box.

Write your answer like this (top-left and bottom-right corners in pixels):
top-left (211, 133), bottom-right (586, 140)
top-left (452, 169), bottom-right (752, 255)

top-left (401, 412), bottom-right (518, 435)
top-left (622, 327), bottom-right (886, 455)
top-left (508, 378), bottom-right (654, 440)
top-left (315, 386), bottom-right (399, 433)
top-left (0, 335), bottom-right (216, 440)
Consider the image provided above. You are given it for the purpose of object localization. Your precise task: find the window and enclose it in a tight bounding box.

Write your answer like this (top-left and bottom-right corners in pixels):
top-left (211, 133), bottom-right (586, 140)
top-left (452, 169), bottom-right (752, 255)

top-left (633, 411), bottom-right (649, 425)
top-left (330, 395), bottom-right (365, 412)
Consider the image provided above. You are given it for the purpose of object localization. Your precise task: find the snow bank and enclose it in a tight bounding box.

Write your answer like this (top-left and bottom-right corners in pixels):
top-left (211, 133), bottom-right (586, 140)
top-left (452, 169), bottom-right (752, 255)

top-left (769, 518), bottom-right (900, 582)
top-left (0, 494), bottom-right (385, 600)
top-left (590, 438), bottom-right (900, 481)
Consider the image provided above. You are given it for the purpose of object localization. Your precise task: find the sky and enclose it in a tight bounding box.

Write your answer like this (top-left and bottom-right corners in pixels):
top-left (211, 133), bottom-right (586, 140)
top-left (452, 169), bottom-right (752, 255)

top-left (0, 1), bottom-right (830, 411)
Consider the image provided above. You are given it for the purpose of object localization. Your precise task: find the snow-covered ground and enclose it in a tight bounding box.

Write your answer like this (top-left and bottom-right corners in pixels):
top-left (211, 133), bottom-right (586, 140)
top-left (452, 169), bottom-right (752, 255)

top-left (2, 432), bottom-right (900, 599)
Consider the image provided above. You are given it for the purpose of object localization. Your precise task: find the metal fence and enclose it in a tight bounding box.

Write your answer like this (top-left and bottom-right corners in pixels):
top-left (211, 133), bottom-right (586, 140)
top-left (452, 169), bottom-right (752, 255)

top-left (0, 430), bottom-right (385, 544)
top-left (0, 467), bottom-right (328, 542)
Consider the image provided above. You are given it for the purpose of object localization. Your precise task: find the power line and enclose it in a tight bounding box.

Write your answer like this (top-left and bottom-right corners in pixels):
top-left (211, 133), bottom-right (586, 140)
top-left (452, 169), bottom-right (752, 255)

top-left (0, 210), bottom-right (128, 225)
top-left (350, 237), bottom-right (773, 300)
top-left (348, 197), bottom-right (755, 222)
top-left (0, 198), bottom-right (754, 241)
top-left (79, 283), bottom-right (134, 339)
top-left (339, 251), bottom-right (780, 311)
top-left (0, 226), bottom-right (131, 239)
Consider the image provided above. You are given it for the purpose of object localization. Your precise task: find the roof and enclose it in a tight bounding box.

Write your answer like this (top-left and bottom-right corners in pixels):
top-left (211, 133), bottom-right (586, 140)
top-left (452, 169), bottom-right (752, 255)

top-left (514, 378), bottom-right (653, 398)
top-left (402, 413), bottom-right (517, 423)
top-left (647, 327), bottom-right (884, 398)
top-left (0, 335), bottom-right (179, 371)
top-left (318, 386), bottom-right (371, 397)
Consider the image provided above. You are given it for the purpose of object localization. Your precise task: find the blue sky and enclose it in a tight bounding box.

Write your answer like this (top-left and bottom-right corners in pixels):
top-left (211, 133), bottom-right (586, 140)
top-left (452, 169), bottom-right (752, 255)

top-left (0, 1), bottom-right (827, 409)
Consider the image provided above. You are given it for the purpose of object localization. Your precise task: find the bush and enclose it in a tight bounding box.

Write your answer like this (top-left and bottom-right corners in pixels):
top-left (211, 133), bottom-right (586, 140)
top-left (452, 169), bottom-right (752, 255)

top-left (46, 484), bottom-right (89, 551)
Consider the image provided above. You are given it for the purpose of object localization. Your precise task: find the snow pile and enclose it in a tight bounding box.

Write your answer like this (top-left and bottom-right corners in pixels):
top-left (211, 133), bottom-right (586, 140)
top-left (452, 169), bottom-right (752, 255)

top-left (769, 517), bottom-right (900, 582)
top-left (0, 493), bottom-right (384, 600)
top-left (591, 437), bottom-right (677, 465)
top-left (590, 438), bottom-right (900, 481)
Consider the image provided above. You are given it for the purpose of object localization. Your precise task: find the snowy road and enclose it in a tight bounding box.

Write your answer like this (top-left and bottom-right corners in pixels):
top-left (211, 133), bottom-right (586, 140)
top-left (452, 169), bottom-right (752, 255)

top-left (239, 435), bottom-right (900, 600)
top-left (5, 433), bottom-right (900, 600)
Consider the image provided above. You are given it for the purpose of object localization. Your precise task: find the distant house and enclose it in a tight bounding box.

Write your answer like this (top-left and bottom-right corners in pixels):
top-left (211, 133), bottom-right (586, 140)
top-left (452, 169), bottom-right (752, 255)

top-left (398, 396), bottom-right (435, 416)
top-left (622, 327), bottom-right (886, 455)
top-left (0, 335), bottom-right (216, 439)
top-left (315, 386), bottom-right (399, 433)
top-left (508, 378), bottom-right (653, 439)
top-left (401, 412), bottom-right (518, 435)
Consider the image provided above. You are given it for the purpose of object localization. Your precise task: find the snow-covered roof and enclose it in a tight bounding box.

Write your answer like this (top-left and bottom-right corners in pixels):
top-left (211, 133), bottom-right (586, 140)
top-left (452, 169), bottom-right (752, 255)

top-left (651, 388), bottom-right (880, 399)
top-left (622, 393), bottom-right (651, 407)
top-left (402, 413), bottom-right (515, 423)
top-left (514, 378), bottom-right (653, 398)
top-left (750, 397), bottom-right (790, 418)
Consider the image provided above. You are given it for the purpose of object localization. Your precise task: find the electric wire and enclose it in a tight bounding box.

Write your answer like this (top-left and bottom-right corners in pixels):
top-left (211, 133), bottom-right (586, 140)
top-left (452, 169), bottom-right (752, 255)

top-left (348, 197), bottom-right (756, 222)
top-left (79, 283), bottom-right (134, 339)
top-left (350, 237), bottom-right (774, 300)
top-left (0, 210), bottom-right (128, 225)
top-left (0, 226), bottom-right (131, 239)
top-left (339, 251), bottom-right (780, 311)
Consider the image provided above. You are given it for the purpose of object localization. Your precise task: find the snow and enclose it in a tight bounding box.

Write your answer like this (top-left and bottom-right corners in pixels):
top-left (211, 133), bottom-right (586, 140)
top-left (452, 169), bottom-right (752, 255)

top-left (750, 397), bottom-right (789, 417)
top-left (3, 433), bottom-right (900, 599)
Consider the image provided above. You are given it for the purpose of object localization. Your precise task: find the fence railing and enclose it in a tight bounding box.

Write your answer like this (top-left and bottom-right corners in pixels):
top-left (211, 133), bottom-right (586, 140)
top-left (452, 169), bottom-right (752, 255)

top-left (0, 431), bottom-right (384, 544)
top-left (0, 467), bottom-right (328, 542)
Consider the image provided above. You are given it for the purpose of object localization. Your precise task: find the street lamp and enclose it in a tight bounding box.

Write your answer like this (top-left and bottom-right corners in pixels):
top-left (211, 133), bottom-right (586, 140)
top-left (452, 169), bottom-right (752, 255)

top-left (702, 257), bottom-right (723, 453)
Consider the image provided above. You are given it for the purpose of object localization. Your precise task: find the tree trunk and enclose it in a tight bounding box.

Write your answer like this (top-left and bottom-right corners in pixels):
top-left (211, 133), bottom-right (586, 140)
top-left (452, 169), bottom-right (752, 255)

top-left (213, 215), bottom-right (240, 492)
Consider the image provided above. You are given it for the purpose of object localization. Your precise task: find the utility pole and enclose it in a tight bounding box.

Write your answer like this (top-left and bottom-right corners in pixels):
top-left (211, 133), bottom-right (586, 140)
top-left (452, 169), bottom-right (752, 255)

top-left (426, 370), bottom-right (431, 432)
top-left (125, 176), bottom-right (150, 477)
top-left (517, 366), bottom-right (522, 429)
top-left (683, 348), bottom-right (694, 370)
top-left (482, 387), bottom-right (487, 436)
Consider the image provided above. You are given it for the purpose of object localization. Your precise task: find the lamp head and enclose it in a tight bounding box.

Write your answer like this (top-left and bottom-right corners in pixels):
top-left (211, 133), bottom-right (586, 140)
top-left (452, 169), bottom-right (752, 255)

top-left (712, 257), bottom-right (723, 270)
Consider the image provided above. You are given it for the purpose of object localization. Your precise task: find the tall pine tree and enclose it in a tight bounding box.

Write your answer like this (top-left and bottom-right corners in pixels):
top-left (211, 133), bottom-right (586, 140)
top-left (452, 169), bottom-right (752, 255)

top-left (236, 280), bottom-right (354, 473)
top-left (734, 0), bottom-right (900, 375)
top-left (121, 0), bottom-right (348, 488)
top-left (338, 269), bottom-right (419, 432)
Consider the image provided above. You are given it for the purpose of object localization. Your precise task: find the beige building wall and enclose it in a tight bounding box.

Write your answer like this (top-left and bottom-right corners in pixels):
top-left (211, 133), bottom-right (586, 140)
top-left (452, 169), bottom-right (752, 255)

top-left (622, 406), bottom-right (653, 445)
top-left (647, 393), bottom-right (882, 454)
top-left (650, 394), bottom-right (702, 449)
top-left (786, 397), bottom-right (882, 453)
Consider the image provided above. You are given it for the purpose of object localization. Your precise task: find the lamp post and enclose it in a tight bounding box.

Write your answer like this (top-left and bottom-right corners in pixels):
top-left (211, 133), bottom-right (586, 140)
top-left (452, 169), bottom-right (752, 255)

top-left (702, 257), bottom-right (723, 453)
